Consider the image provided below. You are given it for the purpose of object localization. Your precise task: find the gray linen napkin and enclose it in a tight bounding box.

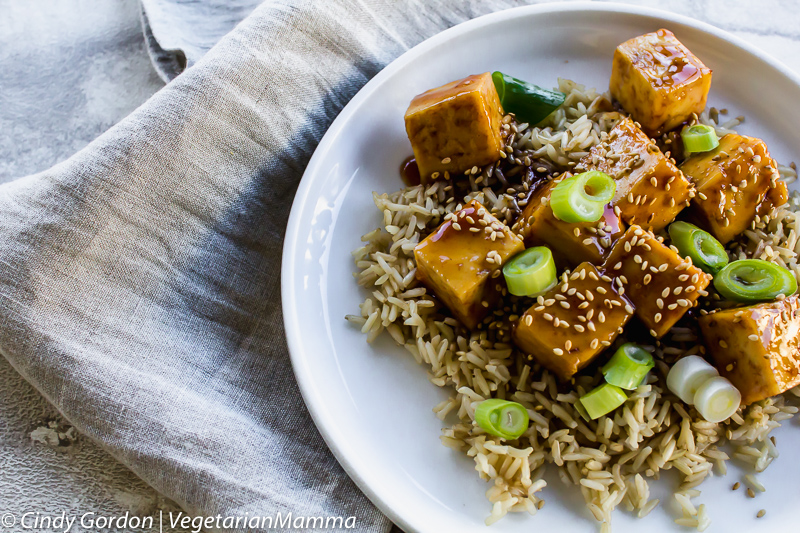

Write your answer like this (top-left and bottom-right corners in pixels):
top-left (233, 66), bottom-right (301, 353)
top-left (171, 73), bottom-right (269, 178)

top-left (0, 0), bottom-right (534, 530)
top-left (140, 0), bottom-right (264, 81)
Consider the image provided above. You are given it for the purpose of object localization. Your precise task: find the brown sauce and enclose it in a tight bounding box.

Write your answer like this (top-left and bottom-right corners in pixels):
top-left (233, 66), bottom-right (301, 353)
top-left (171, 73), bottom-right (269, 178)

top-left (400, 156), bottom-right (421, 186)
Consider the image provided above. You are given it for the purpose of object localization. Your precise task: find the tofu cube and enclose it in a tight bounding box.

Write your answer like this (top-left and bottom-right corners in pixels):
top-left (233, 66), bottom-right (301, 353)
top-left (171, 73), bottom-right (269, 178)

top-left (513, 176), bottom-right (626, 267)
top-left (604, 225), bottom-right (712, 338)
top-left (680, 133), bottom-right (787, 244)
top-left (513, 263), bottom-right (633, 381)
top-left (610, 29), bottom-right (712, 134)
top-left (414, 200), bottom-right (524, 328)
top-left (405, 73), bottom-right (504, 182)
top-left (699, 295), bottom-right (800, 405)
top-left (580, 117), bottom-right (694, 231)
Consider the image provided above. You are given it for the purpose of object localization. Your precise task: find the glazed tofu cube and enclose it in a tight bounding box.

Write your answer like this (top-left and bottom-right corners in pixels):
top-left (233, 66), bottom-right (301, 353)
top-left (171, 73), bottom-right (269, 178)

top-left (604, 225), bottom-right (712, 338)
top-left (513, 176), bottom-right (625, 267)
top-left (610, 29), bottom-right (712, 134)
top-left (513, 263), bottom-right (633, 381)
top-left (580, 117), bottom-right (693, 231)
top-left (680, 134), bottom-right (787, 244)
top-left (699, 295), bottom-right (800, 405)
top-left (405, 73), bottom-right (504, 182)
top-left (414, 200), bottom-right (523, 328)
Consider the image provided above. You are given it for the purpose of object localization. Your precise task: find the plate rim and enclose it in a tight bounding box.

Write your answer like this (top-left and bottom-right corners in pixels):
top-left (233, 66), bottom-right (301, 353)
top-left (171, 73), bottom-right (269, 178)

top-left (281, 3), bottom-right (800, 531)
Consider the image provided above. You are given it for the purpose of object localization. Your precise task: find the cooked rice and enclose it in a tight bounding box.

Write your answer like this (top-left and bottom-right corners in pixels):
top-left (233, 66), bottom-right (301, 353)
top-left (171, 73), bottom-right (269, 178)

top-left (348, 78), bottom-right (800, 530)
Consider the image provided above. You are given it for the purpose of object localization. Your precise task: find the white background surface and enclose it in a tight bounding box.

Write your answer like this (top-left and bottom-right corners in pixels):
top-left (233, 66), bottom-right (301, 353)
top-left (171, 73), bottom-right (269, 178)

top-left (3, 0), bottom-right (800, 531)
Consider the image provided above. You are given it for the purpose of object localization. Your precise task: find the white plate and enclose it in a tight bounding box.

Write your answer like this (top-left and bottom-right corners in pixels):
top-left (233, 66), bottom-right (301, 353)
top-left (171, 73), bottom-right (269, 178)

top-left (282, 3), bottom-right (800, 532)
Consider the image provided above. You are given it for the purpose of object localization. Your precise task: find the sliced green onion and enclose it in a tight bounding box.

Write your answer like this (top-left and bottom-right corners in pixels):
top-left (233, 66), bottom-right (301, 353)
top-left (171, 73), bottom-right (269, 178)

top-left (491, 72), bottom-right (565, 125)
top-left (579, 383), bottom-right (628, 420)
top-left (666, 355), bottom-right (718, 405)
top-left (681, 124), bottom-right (719, 154)
top-left (601, 343), bottom-right (654, 390)
top-left (503, 246), bottom-right (557, 297)
top-left (714, 259), bottom-right (798, 303)
top-left (550, 171), bottom-right (616, 223)
top-left (475, 399), bottom-right (530, 440)
top-left (693, 376), bottom-right (741, 423)
top-left (668, 221), bottom-right (729, 274)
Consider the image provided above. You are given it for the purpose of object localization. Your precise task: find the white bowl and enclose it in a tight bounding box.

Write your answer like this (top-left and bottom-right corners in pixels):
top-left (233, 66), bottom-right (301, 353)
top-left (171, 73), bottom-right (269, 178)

top-left (282, 3), bottom-right (800, 532)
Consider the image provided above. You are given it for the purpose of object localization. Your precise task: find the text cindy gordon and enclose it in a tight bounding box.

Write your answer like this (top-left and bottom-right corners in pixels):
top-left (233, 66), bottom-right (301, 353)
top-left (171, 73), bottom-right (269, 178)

top-left (9, 511), bottom-right (357, 532)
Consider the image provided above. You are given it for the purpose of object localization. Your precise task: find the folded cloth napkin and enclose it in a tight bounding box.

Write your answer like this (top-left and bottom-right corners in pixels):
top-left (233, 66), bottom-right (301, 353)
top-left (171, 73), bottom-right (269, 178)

top-left (140, 0), bottom-right (264, 81)
top-left (0, 0), bottom-right (533, 530)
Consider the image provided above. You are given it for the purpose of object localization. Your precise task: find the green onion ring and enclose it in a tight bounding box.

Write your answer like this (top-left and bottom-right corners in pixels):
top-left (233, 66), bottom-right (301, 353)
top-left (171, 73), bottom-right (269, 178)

top-left (668, 221), bottom-right (729, 274)
top-left (579, 383), bottom-right (628, 420)
top-left (714, 259), bottom-right (797, 303)
top-left (681, 124), bottom-right (719, 154)
top-left (549, 171), bottom-right (616, 223)
top-left (601, 343), bottom-right (654, 390)
top-left (503, 246), bottom-right (558, 297)
top-left (475, 399), bottom-right (530, 440)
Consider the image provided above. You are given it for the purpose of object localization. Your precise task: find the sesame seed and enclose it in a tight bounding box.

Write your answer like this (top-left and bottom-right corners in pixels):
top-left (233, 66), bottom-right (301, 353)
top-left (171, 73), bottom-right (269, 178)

top-left (656, 298), bottom-right (664, 309)
top-left (560, 301), bottom-right (571, 309)
top-left (554, 318), bottom-right (561, 327)
top-left (654, 313), bottom-right (662, 323)
top-left (575, 324), bottom-right (585, 332)
top-left (757, 510), bottom-right (766, 518)
top-left (662, 288), bottom-right (670, 298)
top-left (732, 482), bottom-right (740, 490)
top-left (441, 157), bottom-right (451, 164)
top-left (668, 303), bottom-right (678, 310)
top-left (719, 340), bottom-right (728, 348)
top-left (543, 313), bottom-right (553, 321)
top-left (587, 321), bottom-right (597, 332)
top-left (650, 329), bottom-right (658, 337)
top-left (565, 340), bottom-right (572, 351)
top-left (582, 238), bottom-right (593, 246)
top-left (748, 334), bottom-right (759, 341)
top-left (624, 304), bottom-right (634, 314)
top-left (590, 339), bottom-right (599, 350)
top-left (747, 488), bottom-right (755, 498)
top-left (726, 364), bottom-right (734, 371)
top-left (553, 348), bottom-right (564, 356)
